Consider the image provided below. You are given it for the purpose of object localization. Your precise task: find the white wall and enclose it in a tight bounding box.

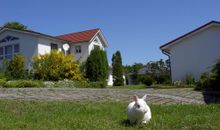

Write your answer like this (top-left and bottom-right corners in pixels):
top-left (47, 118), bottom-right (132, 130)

top-left (37, 38), bottom-right (63, 55)
top-left (0, 30), bottom-right (38, 68)
top-left (70, 42), bottom-right (89, 62)
top-left (88, 35), bottom-right (105, 55)
top-left (169, 26), bottom-right (220, 82)
top-left (0, 30), bottom-right (65, 69)
top-left (70, 35), bottom-right (105, 63)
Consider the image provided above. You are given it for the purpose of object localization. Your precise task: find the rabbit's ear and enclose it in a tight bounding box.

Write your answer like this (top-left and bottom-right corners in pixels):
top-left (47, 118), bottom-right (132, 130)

top-left (133, 95), bottom-right (138, 102)
top-left (142, 94), bottom-right (147, 100)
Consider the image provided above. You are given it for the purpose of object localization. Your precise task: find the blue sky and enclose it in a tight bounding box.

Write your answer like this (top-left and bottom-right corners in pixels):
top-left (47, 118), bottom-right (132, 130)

top-left (1, 0), bottom-right (220, 65)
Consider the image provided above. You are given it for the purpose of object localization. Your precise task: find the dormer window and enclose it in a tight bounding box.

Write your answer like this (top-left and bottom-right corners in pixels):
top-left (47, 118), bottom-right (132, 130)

top-left (75, 46), bottom-right (81, 53)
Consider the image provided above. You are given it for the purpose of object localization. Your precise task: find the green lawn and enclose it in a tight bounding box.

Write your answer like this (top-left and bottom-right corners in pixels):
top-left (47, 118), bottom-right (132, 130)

top-left (0, 100), bottom-right (219, 130)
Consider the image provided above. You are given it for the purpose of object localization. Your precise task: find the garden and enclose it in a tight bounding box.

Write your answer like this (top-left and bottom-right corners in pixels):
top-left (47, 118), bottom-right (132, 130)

top-left (0, 39), bottom-right (220, 129)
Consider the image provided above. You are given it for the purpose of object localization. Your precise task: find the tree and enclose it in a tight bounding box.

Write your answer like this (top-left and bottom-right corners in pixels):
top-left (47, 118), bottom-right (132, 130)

top-left (3, 22), bottom-right (27, 30)
top-left (145, 59), bottom-right (170, 84)
top-left (85, 47), bottom-right (108, 82)
top-left (112, 51), bottom-right (124, 86)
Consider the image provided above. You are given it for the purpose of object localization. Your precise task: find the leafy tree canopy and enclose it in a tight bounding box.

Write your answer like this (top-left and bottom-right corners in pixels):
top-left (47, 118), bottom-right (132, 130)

top-left (3, 22), bottom-right (27, 30)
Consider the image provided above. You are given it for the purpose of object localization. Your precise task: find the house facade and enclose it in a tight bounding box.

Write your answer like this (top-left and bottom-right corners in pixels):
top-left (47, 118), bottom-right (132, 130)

top-left (160, 21), bottom-right (220, 82)
top-left (0, 28), bottom-right (113, 84)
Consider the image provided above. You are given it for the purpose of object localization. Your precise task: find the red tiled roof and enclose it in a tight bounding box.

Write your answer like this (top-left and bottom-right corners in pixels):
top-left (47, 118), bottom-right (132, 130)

top-left (56, 28), bottom-right (100, 43)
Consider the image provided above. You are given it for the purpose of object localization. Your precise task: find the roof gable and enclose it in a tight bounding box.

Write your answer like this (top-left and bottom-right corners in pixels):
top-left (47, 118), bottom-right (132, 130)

top-left (160, 21), bottom-right (220, 52)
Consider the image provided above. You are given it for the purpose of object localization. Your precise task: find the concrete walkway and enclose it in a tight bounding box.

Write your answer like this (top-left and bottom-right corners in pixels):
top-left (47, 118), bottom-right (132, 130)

top-left (0, 88), bottom-right (218, 104)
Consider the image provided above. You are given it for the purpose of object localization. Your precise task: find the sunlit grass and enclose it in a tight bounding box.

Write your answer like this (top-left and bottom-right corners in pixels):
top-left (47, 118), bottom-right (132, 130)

top-left (0, 100), bottom-right (219, 130)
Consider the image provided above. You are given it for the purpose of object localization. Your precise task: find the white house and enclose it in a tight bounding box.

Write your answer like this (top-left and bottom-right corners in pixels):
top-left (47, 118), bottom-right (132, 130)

top-left (160, 21), bottom-right (220, 82)
top-left (0, 27), bottom-right (113, 84)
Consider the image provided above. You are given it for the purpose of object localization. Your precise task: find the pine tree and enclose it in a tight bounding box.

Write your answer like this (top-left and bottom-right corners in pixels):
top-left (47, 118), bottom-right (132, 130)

top-left (85, 47), bottom-right (108, 82)
top-left (112, 51), bottom-right (124, 86)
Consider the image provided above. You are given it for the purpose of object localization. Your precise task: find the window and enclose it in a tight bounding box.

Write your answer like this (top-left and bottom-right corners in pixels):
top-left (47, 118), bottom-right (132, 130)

top-left (14, 44), bottom-right (19, 54)
top-left (51, 43), bottom-right (58, 50)
top-left (0, 47), bottom-right (3, 60)
top-left (94, 38), bottom-right (98, 43)
top-left (75, 46), bottom-right (81, 53)
top-left (5, 45), bottom-right (12, 59)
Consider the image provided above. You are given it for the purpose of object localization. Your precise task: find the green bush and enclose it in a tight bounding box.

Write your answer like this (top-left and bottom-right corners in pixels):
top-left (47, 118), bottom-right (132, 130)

top-left (88, 81), bottom-right (107, 88)
top-left (4, 54), bottom-right (27, 79)
top-left (0, 78), bottom-right (6, 87)
top-left (196, 59), bottom-right (220, 91)
top-left (85, 47), bottom-right (108, 82)
top-left (73, 81), bottom-right (107, 88)
top-left (3, 80), bottom-right (44, 88)
top-left (32, 51), bottom-right (82, 81)
top-left (73, 81), bottom-right (89, 88)
top-left (112, 51), bottom-right (124, 86)
top-left (185, 74), bottom-right (195, 85)
top-left (138, 75), bottom-right (153, 86)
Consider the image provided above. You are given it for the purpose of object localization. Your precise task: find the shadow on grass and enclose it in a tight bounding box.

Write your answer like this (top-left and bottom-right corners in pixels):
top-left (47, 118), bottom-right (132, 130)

top-left (202, 91), bottom-right (220, 104)
top-left (120, 119), bottom-right (146, 129)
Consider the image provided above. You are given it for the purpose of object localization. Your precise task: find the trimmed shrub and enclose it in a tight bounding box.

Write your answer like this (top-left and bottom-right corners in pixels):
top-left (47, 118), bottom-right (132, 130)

top-left (85, 47), bottom-right (108, 82)
top-left (32, 51), bottom-right (82, 81)
top-left (3, 80), bottom-right (44, 88)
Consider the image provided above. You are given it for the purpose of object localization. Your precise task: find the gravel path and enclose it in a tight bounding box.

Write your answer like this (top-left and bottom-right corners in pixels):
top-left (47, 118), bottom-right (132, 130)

top-left (0, 88), bottom-right (216, 104)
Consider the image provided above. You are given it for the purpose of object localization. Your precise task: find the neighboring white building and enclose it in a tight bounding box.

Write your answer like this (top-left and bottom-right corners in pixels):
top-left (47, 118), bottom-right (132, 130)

top-left (160, 21), bottom-right (220, 82)
top-left (0, 28), bottom-right (113, 84)
top-left (56, 28), bottom-right (108, 62)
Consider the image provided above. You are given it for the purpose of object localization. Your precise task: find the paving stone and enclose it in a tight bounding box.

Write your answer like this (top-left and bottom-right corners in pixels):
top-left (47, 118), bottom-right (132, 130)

top-left (0, 88), bottom-right (219, 104)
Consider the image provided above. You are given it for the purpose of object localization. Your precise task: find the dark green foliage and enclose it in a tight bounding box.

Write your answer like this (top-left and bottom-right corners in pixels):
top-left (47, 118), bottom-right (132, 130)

top-left (73, 81), bottom-right (107, 88)
top-left (85, 47), bottom-right (108, 82)
top-left (196, 59), bottom-right (220, 91)
top-left (4, 55), bottom-right (27, 79)
top-left (112, 51), bottom-right (124, 86)
top-left (145, 59), bottom-right (170, 84)
top-left (0, 79), bottom-right (6, 86)
top-left (3, 80), bottom-right (44, 88)
top-left (124, 63), bottom-right (144, 74)
top-left (138, 75), bottom-right (154, 86)
top-left (3, 22), bottom-right (27, 30)
top-left (124, 59), bottom-right (170, 85)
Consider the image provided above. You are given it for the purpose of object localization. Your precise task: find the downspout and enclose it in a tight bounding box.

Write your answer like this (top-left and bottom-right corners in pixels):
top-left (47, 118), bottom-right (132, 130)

top-left (162, 50), bottom-right (172, 82)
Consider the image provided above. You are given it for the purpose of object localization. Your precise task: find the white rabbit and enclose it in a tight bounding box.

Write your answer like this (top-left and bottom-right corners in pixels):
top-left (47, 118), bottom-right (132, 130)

top-left (127, 95), bottom-right (151, 124)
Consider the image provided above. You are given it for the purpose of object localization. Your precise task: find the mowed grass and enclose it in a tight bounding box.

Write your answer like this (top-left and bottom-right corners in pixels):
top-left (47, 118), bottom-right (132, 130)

top-left (0, 100), bottom-right (219, 130)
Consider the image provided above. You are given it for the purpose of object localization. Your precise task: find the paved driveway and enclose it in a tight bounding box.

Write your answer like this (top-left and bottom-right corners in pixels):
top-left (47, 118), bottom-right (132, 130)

top-left (0, 88), bottom-right (219, 104)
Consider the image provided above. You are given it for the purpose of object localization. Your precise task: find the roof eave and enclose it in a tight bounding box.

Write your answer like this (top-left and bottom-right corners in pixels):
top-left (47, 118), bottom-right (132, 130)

top-left (0, 28), bottom-right (67, 43)
top-left (89, 30), bottom-right (109, 48)
top-left (160, 20), bottom-right (220, 51)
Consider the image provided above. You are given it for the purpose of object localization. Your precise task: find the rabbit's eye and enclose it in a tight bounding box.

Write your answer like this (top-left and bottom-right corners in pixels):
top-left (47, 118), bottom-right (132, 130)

top-left (137, 104), bottom-right (140, 108)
